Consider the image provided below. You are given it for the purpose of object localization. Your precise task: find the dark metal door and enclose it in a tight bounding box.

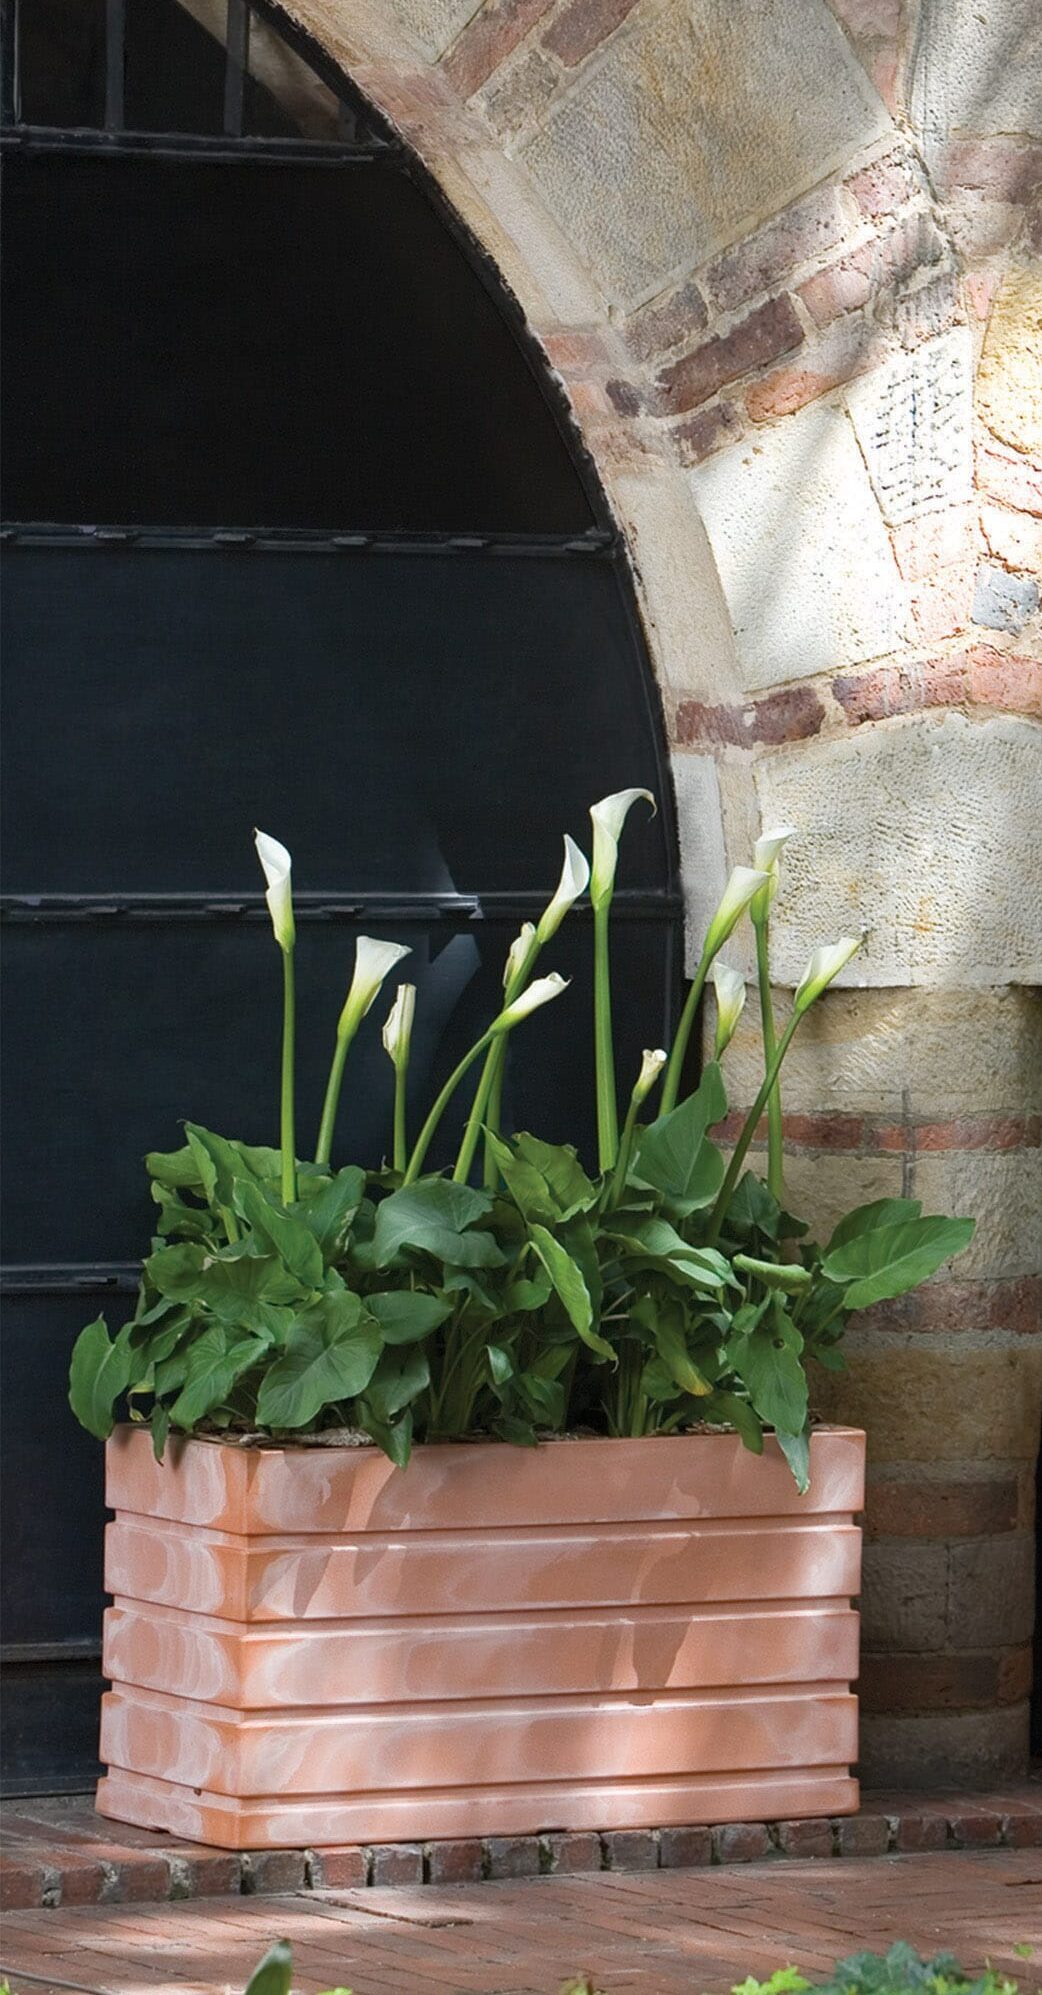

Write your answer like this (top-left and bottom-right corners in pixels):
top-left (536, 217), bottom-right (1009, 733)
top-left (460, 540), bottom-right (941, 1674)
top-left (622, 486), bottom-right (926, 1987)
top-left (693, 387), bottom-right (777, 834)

top-left (0, 0), bottom-right (682, 1790)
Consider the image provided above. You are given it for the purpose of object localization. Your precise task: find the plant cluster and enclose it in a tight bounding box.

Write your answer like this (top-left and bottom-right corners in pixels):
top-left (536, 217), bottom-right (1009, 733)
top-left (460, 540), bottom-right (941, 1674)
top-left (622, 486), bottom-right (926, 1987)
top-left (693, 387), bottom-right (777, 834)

top-left (70, 794), bottom-right (974, 1484)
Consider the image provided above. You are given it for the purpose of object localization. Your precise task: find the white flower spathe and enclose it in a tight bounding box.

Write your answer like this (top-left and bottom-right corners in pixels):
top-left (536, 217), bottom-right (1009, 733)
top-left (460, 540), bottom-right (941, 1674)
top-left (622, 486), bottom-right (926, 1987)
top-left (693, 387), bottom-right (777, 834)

top-left (752, 824), bottom-right (798, 916)
top-left (589, 789), bottom-right (656, 908)
top-left (537, 835), bottom-right (590, 943)
top-left (632, 1047), bottom-right (667, 1105)
top-left (702, 865), bottom-right (772, 959)
top-left (710, 961), bottom-right (746, 1057)
top-left (381, 983), bottom-right (416, 1068)
top-left (794, 936), bottom-right (862, 1013)
top-left (339, 936), bottom-right (412, 1040)
top-left (254, 829), bottom-right (295, 952)
top-left (493, 972), bottom-right (569, 1031)
top-left (503, 922), bottom-right (537, 992)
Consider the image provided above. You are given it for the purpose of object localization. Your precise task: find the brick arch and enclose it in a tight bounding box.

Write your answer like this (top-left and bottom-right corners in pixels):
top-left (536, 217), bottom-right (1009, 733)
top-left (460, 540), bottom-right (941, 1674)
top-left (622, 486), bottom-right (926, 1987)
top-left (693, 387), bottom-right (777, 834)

top-left (287, 0), bottom-right (1042, 1789)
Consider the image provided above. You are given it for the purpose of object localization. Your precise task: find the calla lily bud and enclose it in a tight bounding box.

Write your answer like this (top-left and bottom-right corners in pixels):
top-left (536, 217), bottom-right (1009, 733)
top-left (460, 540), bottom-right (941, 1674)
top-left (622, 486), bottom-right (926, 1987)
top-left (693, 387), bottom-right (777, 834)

top-left (492, 972), bottom-right (569, 1032)
top-left (751, 824), bottom-right (798, 917)
top-left (702, 865), bottom-right (772, 959)
top-left (382, 983), bottom-right (415, 1069)
top-left (632, 1047), bottom-right (667, 1106)
top-left (503, 922), bottom-right (537, 991)
top-left (793, 936), bottom-right (862, 1014)
top-left (589, 789), bottom-right (656, 908)
top-left (338, 936), bottom-right (412, 1041)
top-left (254, 829), bottom-right (295, 952)
top-left (711, 961), bottom-right (746, 1057)
top-left (537, 835), bottom-right (590, 944)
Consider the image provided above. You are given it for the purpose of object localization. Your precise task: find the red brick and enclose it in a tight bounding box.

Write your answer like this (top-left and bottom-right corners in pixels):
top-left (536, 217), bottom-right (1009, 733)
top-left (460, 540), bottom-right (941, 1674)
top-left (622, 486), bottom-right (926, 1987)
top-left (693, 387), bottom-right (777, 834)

top-left (939, 137), bottom-right (1042, 205)
top-left (479, 45), bottom-right (559, 135)
top-left (240, 1849), bottom-right (308, 1893)
top-left (865, 1475), bottom-right (1020, 1540)
top-left (846, 147), bottom-right (925, 218)
top-left (860, 1652), bottom-right (1015, 1714)
top-left (605, 377), bottom-right (644, 416)
top-left (745, 317), bottom-right (875, 419)
top-left (672, 399), bottom-right (743, 464)
top-left (832, 655), bottom-right (968, 723)
top-left (369, 1843), bottom-right (424, 1887)
top-left (542, 0), bottom-right (639, 66)
top-left (308, 1846), bottom-right (368, 1890)
top-left (780, 1111), bottom-right (868, 1150)
top-left (425, 1839), bottom-right (485, 1885)
top-left (713, 1822), bottom-right (770, 1863)
top-left (485, 1835), bottom-right (541, 1879)
top-left (0, 1861), bottom-right (50, 1911)
top-left (54, 1855), bottom-right (107, 1906)
top-left (165, 1851), bottom-right (242, 1898)
top-left (625, 280), bottom-right (708, 362)
top-left (858, 1275), bottom-right (1041, 1339)
top-left (894, 1815), bottom-right (949, 1852)
top-left (443, 0), bottom-right (555, 99)
top-left (800, 213), bottom-right (943, 328)
top-left (966, 645), bottom-right (1042, 718)
top-left (103, 1857), bottom-right (173, 1903)
top-left (674, 683), bottom-right (825, 749)
top-left (871, 1113), bottom-right (1041, 1153)
top-left (602, 1830), bottom-right (659, 1871)
top-left (658, 1826), bottom-right (713, 1868)
top-left (948, 1810), bottom-right (1003, 1848)
top-left (836, 1814), bottom-right (891, 1856)
top-left (543, 1832), bottom-right (603, 1874)
top-left (705, 188), bottom-right (849, 313)
top-left (657, 296), bottom-right (804, 414)
top-left (978, 440), bottom-right (1042, 519)
top-left (1004, 1811), bottom-right (1042, 1847)
top-left (776, 1820), bottom-right (834, 1858)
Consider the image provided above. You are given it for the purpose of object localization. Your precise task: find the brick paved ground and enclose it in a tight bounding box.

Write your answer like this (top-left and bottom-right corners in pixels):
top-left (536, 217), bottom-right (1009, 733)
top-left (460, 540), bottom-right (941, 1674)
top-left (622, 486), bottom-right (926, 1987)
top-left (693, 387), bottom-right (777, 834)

top-left (2, 1851), bottom-right (1040, 1995)
top-left (4, 1788), bottom-right (1042, 1910)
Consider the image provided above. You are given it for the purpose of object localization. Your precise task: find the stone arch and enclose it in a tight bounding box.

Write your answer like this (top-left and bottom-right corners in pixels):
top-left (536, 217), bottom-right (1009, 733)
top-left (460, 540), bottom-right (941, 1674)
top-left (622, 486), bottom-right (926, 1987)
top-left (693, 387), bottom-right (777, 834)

top-left (281, 0), bottom-right (1040, 1783)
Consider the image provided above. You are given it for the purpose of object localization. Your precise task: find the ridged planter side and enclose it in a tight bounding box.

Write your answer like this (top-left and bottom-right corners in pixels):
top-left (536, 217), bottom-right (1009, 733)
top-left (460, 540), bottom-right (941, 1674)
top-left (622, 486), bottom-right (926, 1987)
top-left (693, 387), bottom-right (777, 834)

top-left (97, 1424), bottom-right (866, 1850)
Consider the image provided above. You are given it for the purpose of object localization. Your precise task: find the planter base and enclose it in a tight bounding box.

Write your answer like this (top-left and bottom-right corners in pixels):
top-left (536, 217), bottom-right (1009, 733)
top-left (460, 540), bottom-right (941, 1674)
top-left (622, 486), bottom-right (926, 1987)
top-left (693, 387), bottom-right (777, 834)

top-left (98, 1425), bottom-right (865, 1851)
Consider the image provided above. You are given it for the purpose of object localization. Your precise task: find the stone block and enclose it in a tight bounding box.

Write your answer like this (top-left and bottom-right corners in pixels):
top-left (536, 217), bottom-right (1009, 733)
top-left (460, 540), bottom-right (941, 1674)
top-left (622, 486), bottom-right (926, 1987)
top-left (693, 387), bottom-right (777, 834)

top-left (836, 1813), bottom-right (891, 1854)
top-left (369, 1843), bottom-right (424, 1886)
top-left (978, 269), bottom-right (1042, 459)
top-left (658, 1825), bottom-right (713, 1866)
top-left (911, 0), bottom-right (1042, 163)
top-left (781, 1151), bottom-right (905, 1246)
top-left (426, 1838), bottom-right (485, 1884)
top-left (612, 464), bottom-right (742, 702)
top-left (981, 501), bottom-right (1042, 577)
top-left (864, 1473), bottom-right (1020, 1540)
top-left (671, 751), bottom-right (728, 966)
top-left (813, 1332), bottom-right (1042, 1466)
top-left (519, 0), bottom-right (889, 309)
top-left (713, 1821), bottom-right (771, 1862)
top-left (972, 564), bottom-right (1040, 634)
top-left (602, 1829), bottom-right (660, 1869)
top-left (485, 1835), bottom-right (541, 1878)
top-left (753, 713), bottom-right (1042, 988)
top-left (721, 987), bottom-right (1042, 1117)
top-left (543, 1830), bottom-right (603, 1873)
top-left (911, 1147), bottom-right (1042, 1281)
top-left (689, 402), bottom-right (908, 690)
top-left (859, 1703), bottom-right (1030, 1785)
top-left (776, 1818), bottom-right (834, 1856)
top-left (859, 1541), bottom-right (949, 1652)
top-left (845, 329), bottom-right (974, 526)
top-left (948, 1534), bottom-right (1035, 1647)
top-left (390, 0), bottom-right (482, 60)
top-left (673, 399), bottom-right (744, 464)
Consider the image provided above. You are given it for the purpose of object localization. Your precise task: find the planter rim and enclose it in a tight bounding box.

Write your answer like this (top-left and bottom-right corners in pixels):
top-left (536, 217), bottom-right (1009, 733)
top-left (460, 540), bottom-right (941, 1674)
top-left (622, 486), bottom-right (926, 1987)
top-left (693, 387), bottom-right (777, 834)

top-left (109, 1421), bottom-right (865, 1463)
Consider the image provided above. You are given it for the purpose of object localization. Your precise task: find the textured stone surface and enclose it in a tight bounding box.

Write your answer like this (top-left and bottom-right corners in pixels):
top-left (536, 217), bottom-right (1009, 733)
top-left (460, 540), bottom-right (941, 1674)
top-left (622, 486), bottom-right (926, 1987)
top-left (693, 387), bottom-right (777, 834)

top-left (689, 403), bottom-right (908, 689)
top-left (722, 987), bottom-right (1042, 1115)
top-left (520, 0), bottom-right (889, 307)
top-left (972, 563), bottom-right (1040, 633)
top-left (389, 0), bottom-right (480, 58)
top-left (612, 466), bottom-right (742, 701)
top-left (911, 0), bottom-right (1042, 161)
top-left (859, 1705), bottom-right (1030, 1786)
top-left (911, 1147), bottom-right (1042, 1280)
top-left (859, 1543), bottom-right (949, 1652)
top-left (948, 1535), bottom-right (1036, 1648)
top-left (782, 1151), bottom-right (904, 1244)
top-left (670, 751), bottom-right (728, 959)
top-left (812, 1332), bottom-right (1042, 1464)
top-left (753, 713), bottom-right (1042, 986)
top-left (845, 330), bottom-right (974, 526)
top-left (977, 268), bottom-right (1042, 458)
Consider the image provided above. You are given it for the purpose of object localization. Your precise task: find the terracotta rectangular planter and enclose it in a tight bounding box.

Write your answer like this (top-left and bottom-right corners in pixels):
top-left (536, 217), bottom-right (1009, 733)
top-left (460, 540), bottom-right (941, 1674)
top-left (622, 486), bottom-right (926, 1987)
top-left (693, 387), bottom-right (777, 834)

top-left (97, 1423), bottom-right (865, 1850)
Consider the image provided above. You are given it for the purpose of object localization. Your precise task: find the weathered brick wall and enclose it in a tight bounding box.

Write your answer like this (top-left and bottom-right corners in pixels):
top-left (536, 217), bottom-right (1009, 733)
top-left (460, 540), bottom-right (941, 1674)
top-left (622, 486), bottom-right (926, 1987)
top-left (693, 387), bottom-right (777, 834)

top-left (288, 0), bottom-right (1041, 1781)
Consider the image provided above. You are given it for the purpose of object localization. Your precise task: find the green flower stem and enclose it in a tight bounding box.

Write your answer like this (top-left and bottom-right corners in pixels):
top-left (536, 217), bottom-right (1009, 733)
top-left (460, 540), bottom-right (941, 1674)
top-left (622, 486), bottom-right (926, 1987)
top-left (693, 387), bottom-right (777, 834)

top-left (593, 899), bottom-right (619, 1171)
top-left (607, 1090), bottom-right (642, 1209)
top-left (404, 1031), bottom-right (495, 1184)
top-left (705, 1009), bottom-right (803, 1244)
top-left (392, 1060), bottom-right (408, 1176)
top-left (315, 1026), bottom-right (356, 1169)
top-left (754, 914), bottom-right (784, 1203)
top-left (456, 935), bottom-right (540, 1186)
top-left (659, 950), bottom-right (712, 1116)
top-left (482, 1044), bottom-right (508, 1189)
top-left (280, 947), bottom-right (297, 1204)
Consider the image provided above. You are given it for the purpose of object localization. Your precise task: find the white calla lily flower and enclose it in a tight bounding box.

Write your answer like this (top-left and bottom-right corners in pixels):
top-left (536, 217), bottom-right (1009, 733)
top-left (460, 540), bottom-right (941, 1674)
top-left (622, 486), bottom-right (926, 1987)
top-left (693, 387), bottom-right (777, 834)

top-left (254, 829), bottom-right (295, 952)
top-left (794, 936), bottom-right (862, 1014)
top-left (632, 1047), bottom-right (667, 1106)
top-left (589, 789), bottom-right (656, 908)
top-left (493, 972), bottom-right (569, 1032)
top-left (537, 835), bottom-right (590, 943)
top-left (711, 961), bottom-right (747, 1057)
top-left (382, 983), bottom-right (416, 1069)
top-left (503, 922), bottom-right (537, 991)
top-left (752, 824), bottom-right (798, 917)
top-left (339, 936), bottom-right (412, 1040)
top-left (702, 865), bottom-right (772, 958)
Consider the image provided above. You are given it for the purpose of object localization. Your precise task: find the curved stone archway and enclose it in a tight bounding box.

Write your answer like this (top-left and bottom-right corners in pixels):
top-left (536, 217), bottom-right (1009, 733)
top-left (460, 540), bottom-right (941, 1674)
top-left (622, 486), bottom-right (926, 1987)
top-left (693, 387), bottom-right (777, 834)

top-left (284, 0), bottom-right (1042, 1785)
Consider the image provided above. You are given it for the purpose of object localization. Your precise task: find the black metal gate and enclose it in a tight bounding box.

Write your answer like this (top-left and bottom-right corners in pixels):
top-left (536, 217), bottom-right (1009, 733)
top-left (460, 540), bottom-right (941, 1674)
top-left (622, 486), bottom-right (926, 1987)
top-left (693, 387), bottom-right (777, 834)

top-left (0, 0), bottom-right (683, 1791)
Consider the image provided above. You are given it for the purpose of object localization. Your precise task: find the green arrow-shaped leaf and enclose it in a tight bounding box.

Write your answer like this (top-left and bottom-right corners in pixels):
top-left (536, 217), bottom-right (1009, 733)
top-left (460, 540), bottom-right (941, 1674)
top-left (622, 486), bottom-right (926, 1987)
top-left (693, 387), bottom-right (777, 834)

top-left (256, 1292), bottom-right (380, 1429)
